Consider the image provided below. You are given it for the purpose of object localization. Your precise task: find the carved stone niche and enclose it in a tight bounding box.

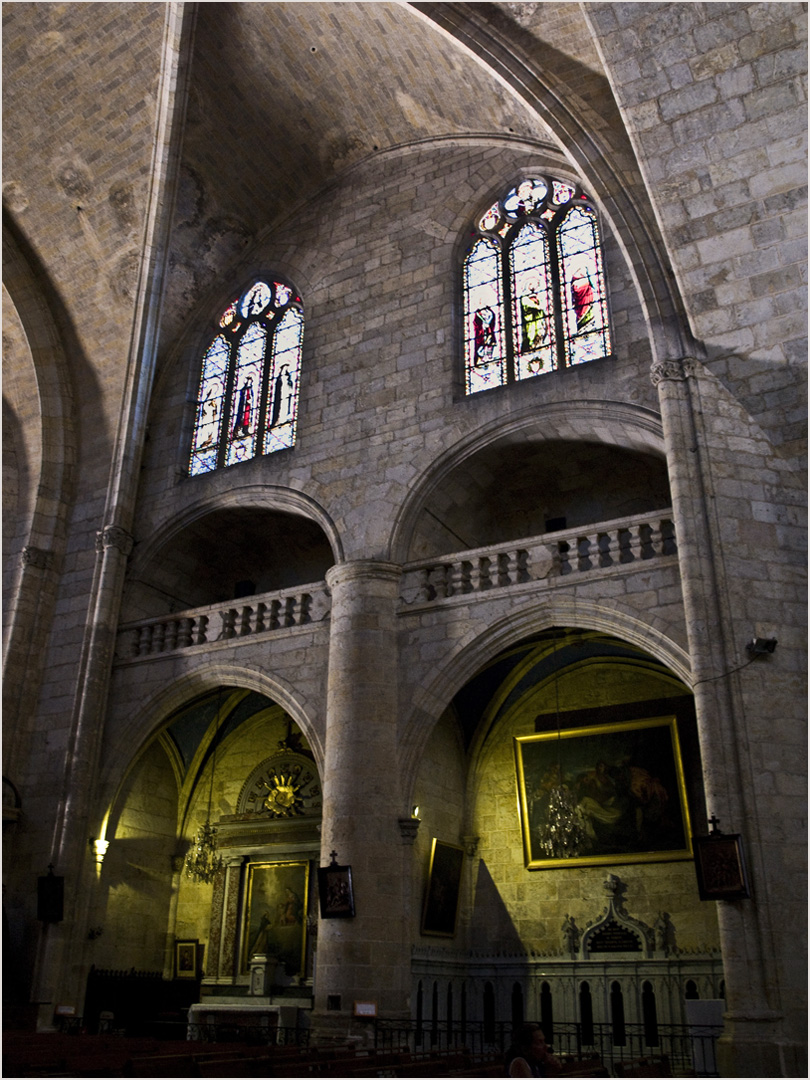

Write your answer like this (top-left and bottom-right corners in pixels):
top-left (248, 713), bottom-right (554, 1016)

top-left (578, 874), bottom-right (654, 961)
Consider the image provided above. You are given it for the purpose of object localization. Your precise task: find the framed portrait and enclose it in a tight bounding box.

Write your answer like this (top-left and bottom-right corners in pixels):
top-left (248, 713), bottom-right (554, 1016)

top-left (421, 839), bottom-right (464, 937)
top-left (317, 861), bottom-right (355, 919)
top-left (175, 939), bottom-right (199, 979)
top-left (515, 715), bottom-right (692, 869)
top-left (242, 861), bottom-right (309, 975)
top-left (694, 832), bottom-right (750, 900)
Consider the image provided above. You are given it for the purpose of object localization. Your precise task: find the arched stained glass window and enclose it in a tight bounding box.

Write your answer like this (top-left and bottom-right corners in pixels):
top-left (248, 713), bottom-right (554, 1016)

top-left (463, 177), bottom-right (611, 394)
top-left (189, 279), bottom-right (304, 476)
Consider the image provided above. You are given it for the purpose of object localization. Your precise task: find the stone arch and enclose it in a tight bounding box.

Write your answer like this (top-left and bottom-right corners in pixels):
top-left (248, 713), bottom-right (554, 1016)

top-left (389, 400), bottom-right (665, 564)
top-left (400, 595), bottom-right (691, 802)
top-left (97, 662), bottom-right (325, 840)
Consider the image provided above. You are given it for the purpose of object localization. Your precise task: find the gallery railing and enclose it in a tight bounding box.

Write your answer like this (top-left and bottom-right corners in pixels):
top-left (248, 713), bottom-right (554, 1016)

top-left (374, 1019), bottom-right (721, 1077)
top-left (115, 511), bottom-right (677, 661)
top-left (399, 511), bottom-right (677, 607)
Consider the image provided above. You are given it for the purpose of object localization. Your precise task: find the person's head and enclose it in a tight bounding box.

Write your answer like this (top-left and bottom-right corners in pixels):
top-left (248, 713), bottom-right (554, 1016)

top-left (516, 1024), bottom-right (548, 1059)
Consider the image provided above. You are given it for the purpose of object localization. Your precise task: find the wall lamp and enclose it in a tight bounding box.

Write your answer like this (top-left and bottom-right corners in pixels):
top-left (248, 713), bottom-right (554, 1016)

top-left (746, 637), bottom-right (777, 657)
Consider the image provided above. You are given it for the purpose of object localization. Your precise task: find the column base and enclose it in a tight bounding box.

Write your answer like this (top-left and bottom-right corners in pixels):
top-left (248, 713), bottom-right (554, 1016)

top-left (716, 1011), bottom-right (796, 1078)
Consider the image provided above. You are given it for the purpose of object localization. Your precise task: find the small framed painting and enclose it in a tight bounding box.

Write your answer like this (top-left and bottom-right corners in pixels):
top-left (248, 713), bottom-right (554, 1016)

top-left (694, 832), bottom-right (750, 901)
top-left (317, 858), bottom-right (355, 919)
top-left (175, 939), bottom-right (199, 979)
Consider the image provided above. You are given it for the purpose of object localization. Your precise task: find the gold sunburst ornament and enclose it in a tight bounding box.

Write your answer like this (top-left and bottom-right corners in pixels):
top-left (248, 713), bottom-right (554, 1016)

top-left (262, 769), bottom-right (305, 817)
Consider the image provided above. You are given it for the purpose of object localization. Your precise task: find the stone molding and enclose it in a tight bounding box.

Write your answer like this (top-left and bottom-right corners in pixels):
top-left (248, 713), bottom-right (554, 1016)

top-left (650, 357), bottom-right (698, 386)
top-left (325, 560), bottom-right (402, 591)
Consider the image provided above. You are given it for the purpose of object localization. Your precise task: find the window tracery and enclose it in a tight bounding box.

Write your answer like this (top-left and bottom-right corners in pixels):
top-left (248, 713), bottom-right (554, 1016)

top-left (463, 177), bottom-right (611, 394)
top-left (189, 279), bottom-right (304, 476)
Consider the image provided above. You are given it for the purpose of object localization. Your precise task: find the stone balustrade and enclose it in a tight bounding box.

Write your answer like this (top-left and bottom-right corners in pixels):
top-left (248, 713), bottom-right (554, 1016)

top-left (116, 512), bottom-right (676, 660)
top-left (116, 584), bottom-right (331, 661)
top-left (398, 511), bottom-right (677, 606)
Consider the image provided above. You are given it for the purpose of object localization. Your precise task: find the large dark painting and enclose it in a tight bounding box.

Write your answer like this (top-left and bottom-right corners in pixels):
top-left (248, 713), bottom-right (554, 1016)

top-left (515, 716), bottom-right (692, 869)
top-left (421, 839), bottom-right (464, 937)
top-left (241, 861), bottom-right (309, 975)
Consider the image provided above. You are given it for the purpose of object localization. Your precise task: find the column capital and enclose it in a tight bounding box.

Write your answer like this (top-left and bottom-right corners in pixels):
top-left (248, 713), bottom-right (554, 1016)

top-left (95, 525), bottom-right (135, 556)
top-left (650, 357), bottom-right (698, 387)
top-left (326, 560), bottom-right (401, 591)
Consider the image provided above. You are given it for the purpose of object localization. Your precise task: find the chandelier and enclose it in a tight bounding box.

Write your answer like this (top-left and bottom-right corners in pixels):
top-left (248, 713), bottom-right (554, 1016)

top-left (537, 783), bottom-right (586, 858)
top-left (536, 630), bottom-right (587, 859)
top-left (185, 689), bottom-right (225, 884)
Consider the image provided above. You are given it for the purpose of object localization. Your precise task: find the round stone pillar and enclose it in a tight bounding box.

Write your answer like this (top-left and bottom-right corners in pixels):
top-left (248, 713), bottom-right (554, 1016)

top-left (314, 560), bottom-right (409, 1029)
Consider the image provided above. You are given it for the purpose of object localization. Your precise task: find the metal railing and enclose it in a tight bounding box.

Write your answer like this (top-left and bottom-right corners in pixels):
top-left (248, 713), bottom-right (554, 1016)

top-left (374, 1019), bottom-right (721, 1076)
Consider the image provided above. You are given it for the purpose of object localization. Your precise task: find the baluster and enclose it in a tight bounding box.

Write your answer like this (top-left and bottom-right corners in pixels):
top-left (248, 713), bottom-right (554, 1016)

top-left (497, 552), bottom-right (511, 586)
top-left (628, 525), bottom-right (644, 563)
top-left (445, 561), bottom-right (464, 597)
top-left (164, 620), bottom-right (179, 651)
top-left (219, 609), bottom-right (237, 639)
top-left (417, 568), bottom-right (433, 603)
top-left (151, 622), bottom-right (166, 653)
top-left (138, 624), bottom-right (154, 655)
top-left (661, 518), bottom-right (677, 556)
top-left (176, 618), bottom-right (193, 648)
top-left (298, 593), bottom-right (312, 624)
top-left (556, 540), bottom-right (571, 576)
top-left (577, 536), bottom-right (596, 572)
top-left (268, 600), bottom-right (281, 630)
top-left (432, 565), bottom-right (449, 600)
top-left (515, 549), bottom-right (530, 583)
top-left (458, 561), bottom-right (473, 594)
top-left (254, 603), bottom-right (266, 633)
top-left (479, 557), bottom-right (492, 591)
top-left (284, 596), bottom-right (296, 626)
top-left (130, 627), bottom-right (144, 657)
top-left (598, 532), bottom-right (615, 568)
top-left (238, 606), bottom-right (253, 636)
top-left (194, 615), bottom-right (209, 645)
top-left (640, 522), bottom-right (654, 559)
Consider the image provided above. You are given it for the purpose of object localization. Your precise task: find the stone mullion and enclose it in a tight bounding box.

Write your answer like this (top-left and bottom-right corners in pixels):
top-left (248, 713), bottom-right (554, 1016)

top-left (653, 358), bottom-right (782, 1076)
top-left (314, 560), bottom-right (408, 1031)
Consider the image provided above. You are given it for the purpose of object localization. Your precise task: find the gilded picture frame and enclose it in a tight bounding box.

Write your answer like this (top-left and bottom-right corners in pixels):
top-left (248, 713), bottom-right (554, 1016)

top-left (515, 715), bottom-right (692, 869)
top-left (421, 838), bottom-right (464, 937)
top-left (241, 860), bottom-right (309, 976)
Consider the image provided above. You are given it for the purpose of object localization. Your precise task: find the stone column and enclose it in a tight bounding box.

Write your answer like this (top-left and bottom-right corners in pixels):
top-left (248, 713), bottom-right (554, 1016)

top-left (313, 560), bottom-right (408, 1032)
top-left (652, 358), bottom-right (783, 1077)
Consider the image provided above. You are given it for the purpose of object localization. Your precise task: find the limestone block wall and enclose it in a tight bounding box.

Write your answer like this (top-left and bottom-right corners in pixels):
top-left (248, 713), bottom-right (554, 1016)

top-left (137, 141), bottom-right (657, 561)
top-left (587, 1), bottom-right (807, 448)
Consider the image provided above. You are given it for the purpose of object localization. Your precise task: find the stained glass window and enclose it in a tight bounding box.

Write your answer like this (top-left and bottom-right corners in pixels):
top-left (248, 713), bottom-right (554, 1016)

top-left (462, 177), bottom-right (611, 394)
top-left (189, 279), bottom-right (304, 476)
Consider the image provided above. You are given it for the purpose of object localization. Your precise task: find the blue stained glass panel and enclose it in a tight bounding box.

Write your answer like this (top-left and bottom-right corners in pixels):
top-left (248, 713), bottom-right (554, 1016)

top-left (503, 178), bottom-right (548, 217)
top-left (509, 223), bottom-right (556, 379)
top-left (190, 336), bottom-right (229, 475)
top-left (557, 206), bottom-right (611, 366)
top-left (226, 322), bottom-right (266, 466)
top-left (464, 238), bottom-right (506, 394)
top-left (265, 308), bottom-right (303, 453)
top-left (240, 281), bottom-right (272, 318)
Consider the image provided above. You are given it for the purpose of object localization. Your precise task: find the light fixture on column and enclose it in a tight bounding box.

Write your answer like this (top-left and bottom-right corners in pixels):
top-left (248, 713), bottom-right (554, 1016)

top-left (536, 629), bottom-right (587, 859)
top-left (185, 688), bottom-right (225, 884)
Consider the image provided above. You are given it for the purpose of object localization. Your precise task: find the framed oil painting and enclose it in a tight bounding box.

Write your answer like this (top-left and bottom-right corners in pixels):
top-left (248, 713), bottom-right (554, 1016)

top-left (175, 939), bottom-right (199, 979)
top-left (515, 716), bottom-right (692, 869)
top-left (241, 861), bottom-right (309, 975)
top-left (317, 860), bottom-right (355, 919)
top-left (421, 839), bottom-right (464, 937)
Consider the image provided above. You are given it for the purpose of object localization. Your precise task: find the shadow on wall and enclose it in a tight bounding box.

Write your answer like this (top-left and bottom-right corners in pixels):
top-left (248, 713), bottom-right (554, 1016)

top-left (469, 860), bottom-right (525, 954)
